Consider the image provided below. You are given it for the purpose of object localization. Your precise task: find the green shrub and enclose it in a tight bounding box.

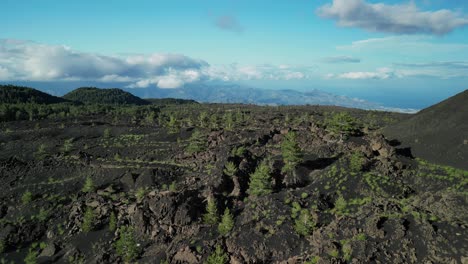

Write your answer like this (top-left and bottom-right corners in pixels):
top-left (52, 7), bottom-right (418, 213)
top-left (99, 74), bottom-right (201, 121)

top-left (294, 209), bottom-right (315, 236)
top-left (334, 196), bottom-right (347, 213)
top-left (328, 249), bottom-right (339, 258)
top-left (203, 198), bottom-right (219, 225)
top-left (247, 160), bottom-right (272, 197)
top-left (223, 161), bottom-right (237, 177)
top-left (218, 208), bottom-right (234, 235)
top-left (115, 226), bottom-right (140, 263)
top-left (81, 176), bottom-right (95, 193)
top-left (231, 146), bottom-right (246, 157)
top-left (81, 207), bottom-right (95, 232)
top-left (24, 248), bottom-right (38, 264)
top-left (325, 112), bottom-right (359, 136)
top-left (355, 233), bottom-right (366, 241)
top-left (36, 208), bottom-right (49, 222)
top-left (291, 201), bottom-right (302, 219)
top-left (109, 212), bottom-right (117, 232)
top-left (34, 144), bottom-right (47, 160)
top-left (205, 245), bottom-right (228, 264)
top-left (22, 191), bottom-right (33, 205)
top-left (349, 151), bottom-right (365, 172)
top-left (61, 138), bottom-right (74, 153)
top-left (135, 188), bottom-right (147, 202)
top-left (304, 256), bottom-right (320, 264)
top-left (342, 241), bottom-right (352, 261)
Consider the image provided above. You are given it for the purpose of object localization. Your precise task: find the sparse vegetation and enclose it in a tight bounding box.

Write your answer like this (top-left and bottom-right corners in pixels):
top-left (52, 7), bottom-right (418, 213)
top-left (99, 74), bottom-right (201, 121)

top-left (349, 151), bottom-right (365, 173)
top-left (115, 226), bottom-right (140, 263)
top-left (22, 191), bottom-right (33, 205)
top-left (0, 85), bottom-right (466, 263)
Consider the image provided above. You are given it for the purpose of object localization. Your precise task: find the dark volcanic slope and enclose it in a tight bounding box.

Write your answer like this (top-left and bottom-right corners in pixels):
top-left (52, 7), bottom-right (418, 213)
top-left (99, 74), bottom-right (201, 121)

top-left (384, 89), bottom-right (468, 169)
top-left (0, 84), bottom-right (70, 104)
top-left (63, 87), bottom-right (150, 105)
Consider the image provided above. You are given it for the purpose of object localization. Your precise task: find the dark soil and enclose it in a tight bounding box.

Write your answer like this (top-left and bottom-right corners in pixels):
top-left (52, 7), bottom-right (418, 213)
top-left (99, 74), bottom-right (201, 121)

top-left (384, 89), bottom-right (468, 170)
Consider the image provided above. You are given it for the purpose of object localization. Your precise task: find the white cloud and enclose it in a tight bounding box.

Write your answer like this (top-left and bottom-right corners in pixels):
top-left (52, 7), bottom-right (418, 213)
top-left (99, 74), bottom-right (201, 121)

top-left (127, 69), bottom-right (205, 89)
top-left (0, 39), bottom-right (209, 88)
top-left (207, 63), bottom-right (313, 81)
top-left (157, 76), bottom-right (185, 89)
top-left (338, 36), bottom-right (468, 52)
top-left (0, 39), bottom-right (315, 87)
top-left (328, 62), bottom-right (468, 80)
top-left (394, 61), bottom-right (468, 79)
top-left (317, 0), bottom-right (468, 35)
top-left (335, 68), bottom-right (396, 79)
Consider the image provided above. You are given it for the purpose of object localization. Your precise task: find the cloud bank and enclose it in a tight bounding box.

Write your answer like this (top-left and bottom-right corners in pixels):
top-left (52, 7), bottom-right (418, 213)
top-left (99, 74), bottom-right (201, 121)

top-left (317, 0), bottom-right (468, 35)
top-left (0, 39), bottom-right (311, 88)
top-left (333, 68), bottom-right (396, 80)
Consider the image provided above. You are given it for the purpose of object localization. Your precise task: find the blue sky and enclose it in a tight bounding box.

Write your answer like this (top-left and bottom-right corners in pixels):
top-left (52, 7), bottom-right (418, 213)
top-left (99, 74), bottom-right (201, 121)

top-left (1, 0), bottom-right (468, 108)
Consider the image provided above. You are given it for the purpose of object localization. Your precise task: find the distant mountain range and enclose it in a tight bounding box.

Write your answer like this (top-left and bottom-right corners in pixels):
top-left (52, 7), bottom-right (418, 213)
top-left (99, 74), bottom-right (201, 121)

top-left (1, 82), bottom-right (418, 113)
top-left (124, 84), bottom-right (417, 113)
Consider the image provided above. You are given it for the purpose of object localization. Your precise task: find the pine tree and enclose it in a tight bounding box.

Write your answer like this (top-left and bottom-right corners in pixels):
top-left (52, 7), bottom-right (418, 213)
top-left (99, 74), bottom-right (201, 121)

top-left (82, 176), bottom-right (95, 193)
top-left (115, 226), bottom-right (140, 263)
top-left (186, 130), bottom-right (207, 154)
top-left (109, 211), bottom-right (117, 232)
top-left (224, 112), bottom-right (234, 131)
top-left (203, 197), bottom-right (219, 225)
top-left (167, 114), bottom-right (178, 133)
top-left (205, 245), bottom-right (228, 264)
top-left (224, 162), bottom-right (240, 197)
top-left (247, 160), bottom-right (272, 197)
top-left (281, 131), bottom-right (303, 186)
top-left (82, 207), bottom-right (95, 232)
top-left (281, 131), bottom-right (303, 174)
top-left (218, 208), bottom-right (234, 235)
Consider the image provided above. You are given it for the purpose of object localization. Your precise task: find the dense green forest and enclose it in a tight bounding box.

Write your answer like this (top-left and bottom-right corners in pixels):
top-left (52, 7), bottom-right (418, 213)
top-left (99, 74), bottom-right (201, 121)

top-left (63, 87), bottom-right (150, 105)
top-left (145, 98), bottom-right (198, 106)
top-left (0, 84), bottom-right (70, 104)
